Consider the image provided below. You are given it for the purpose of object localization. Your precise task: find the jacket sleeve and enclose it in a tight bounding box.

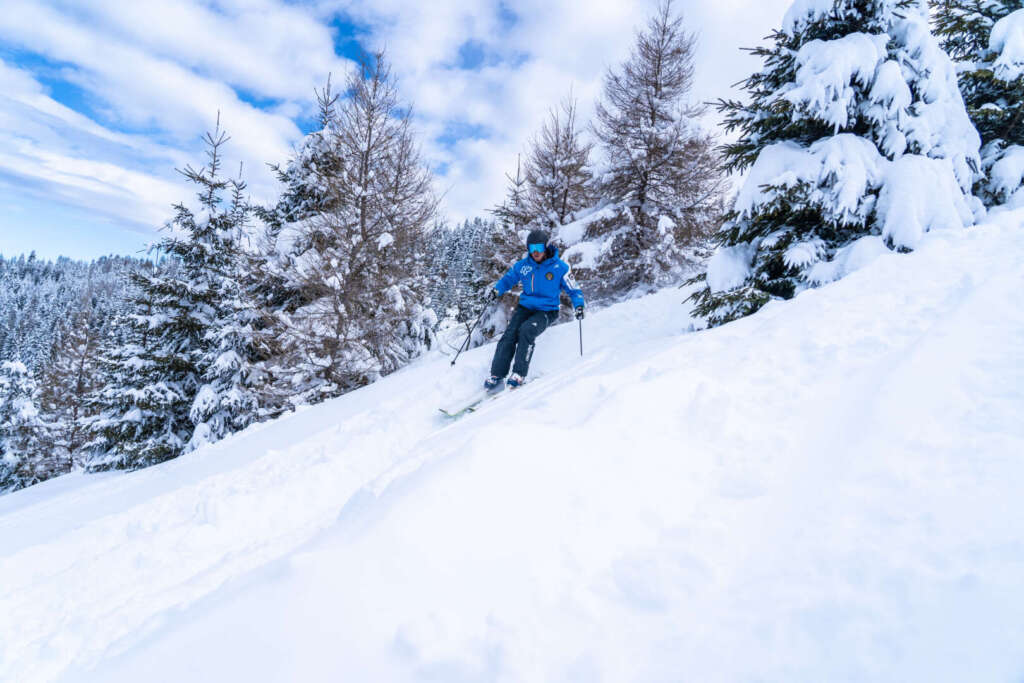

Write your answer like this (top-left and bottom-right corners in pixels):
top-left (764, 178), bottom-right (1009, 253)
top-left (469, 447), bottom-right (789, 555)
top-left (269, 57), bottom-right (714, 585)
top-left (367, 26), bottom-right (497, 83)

top-left (494, 260), bottom-right (521, 295)
top-left (560, 264), bottom-right (585, 308)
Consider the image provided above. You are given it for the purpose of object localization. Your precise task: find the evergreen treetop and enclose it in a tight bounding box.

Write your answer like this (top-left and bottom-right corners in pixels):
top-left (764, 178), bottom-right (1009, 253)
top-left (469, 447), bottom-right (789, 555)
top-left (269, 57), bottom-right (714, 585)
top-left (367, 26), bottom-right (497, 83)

top-left (691, 0), bottom-right (981, 327)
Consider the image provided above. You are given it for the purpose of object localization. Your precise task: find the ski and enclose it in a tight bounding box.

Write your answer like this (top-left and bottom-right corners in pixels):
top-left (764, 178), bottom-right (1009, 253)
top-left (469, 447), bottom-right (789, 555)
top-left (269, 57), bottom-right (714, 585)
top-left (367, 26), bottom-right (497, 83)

top-left (439, 386), bottom-right (504, 418)
top-left (439, 373), bottom-right (541, 419)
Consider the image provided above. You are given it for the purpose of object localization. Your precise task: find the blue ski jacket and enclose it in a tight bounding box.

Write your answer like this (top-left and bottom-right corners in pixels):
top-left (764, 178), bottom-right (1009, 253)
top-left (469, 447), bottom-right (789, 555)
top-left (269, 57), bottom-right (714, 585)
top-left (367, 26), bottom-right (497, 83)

top-left (494, 247), bottom-right (585, 312)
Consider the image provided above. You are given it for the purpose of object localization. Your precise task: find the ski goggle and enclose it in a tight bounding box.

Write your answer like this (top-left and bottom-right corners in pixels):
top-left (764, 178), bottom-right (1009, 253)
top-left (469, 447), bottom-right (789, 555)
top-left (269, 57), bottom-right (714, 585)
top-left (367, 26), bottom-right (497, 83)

top-left (528, 243), bottom-right (546, 254)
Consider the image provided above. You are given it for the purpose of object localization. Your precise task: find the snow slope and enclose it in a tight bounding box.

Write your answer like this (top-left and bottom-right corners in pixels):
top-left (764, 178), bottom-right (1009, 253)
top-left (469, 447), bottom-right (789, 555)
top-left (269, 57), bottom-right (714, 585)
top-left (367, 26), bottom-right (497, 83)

top-left (2, 216), bottom-right (1024, 682)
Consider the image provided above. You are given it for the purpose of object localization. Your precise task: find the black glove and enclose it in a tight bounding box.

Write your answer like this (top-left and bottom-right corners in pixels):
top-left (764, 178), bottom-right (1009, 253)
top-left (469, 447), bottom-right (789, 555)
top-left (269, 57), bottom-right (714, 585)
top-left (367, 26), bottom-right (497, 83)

top-left (486, 289), bottom-right (499, 303)
top-left (574, 306), bottom-right (585, 320)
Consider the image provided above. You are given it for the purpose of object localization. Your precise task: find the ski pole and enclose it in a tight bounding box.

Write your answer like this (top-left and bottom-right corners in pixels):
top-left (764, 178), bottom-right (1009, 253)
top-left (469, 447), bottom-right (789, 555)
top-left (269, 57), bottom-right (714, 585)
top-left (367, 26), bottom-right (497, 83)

top-left (450, 304), bottom-right (489, 367)
top-left (578, 318), bottom-right (583, 356)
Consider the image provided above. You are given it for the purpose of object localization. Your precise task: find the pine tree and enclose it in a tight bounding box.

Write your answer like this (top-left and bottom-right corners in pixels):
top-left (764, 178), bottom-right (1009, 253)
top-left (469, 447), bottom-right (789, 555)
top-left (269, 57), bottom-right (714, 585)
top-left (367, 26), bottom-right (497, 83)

top-left (432, 217), bottom-right (520, 349)
top-left (487, 159), bottom-right (536, 334)
top-left (424, 219), bottom-right (458, 319)
top-left (0, 253), bottom-right (140, 484)
top-left (264, 76), bottom-right (346, 227)
top-left (36, 307), bottom-right (103, 472)
top-left (81, 291), bottom-right (155, 471)
top-left (249, 76), bottom-right (346, 330)
top-left (585, 0), bottom-right (725, 300)
top-left (524, 94), bottom-right (593, 228)
top-left (470, 218), bottom-right (523, 340)
top-left (690, 0), bottom-right (982, 327)
top-left (0, 360), bottom-right (48, 493)
top-left (188, 165), bottom-right (262, 449)
top-left (934, 0), bottom-right (1024, 206)
top-left (85, 118), bottom-right (259, 468)
top-left (269, 50), bottom-right (439, 406)
top-left (0, 252), bottom-right (125, 377)
top-left (491, 154), bottom-right (531, 231)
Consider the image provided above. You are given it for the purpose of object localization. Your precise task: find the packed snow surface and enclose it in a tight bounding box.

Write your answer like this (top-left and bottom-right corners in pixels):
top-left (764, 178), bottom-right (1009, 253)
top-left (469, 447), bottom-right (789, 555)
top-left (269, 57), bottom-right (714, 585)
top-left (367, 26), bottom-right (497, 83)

top-left (2, 217), bottom-right (1024, 682)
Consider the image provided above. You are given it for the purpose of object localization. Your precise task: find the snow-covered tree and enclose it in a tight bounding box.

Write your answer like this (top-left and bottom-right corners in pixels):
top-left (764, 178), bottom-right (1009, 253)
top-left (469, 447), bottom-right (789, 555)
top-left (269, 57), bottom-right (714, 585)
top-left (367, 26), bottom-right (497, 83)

top-left (188, 167), bottom-right (263, 450)
top-left (36, 307), bottom-right (105, 471)
top-left (246, 80), bottom-right (357, 419)
top-left (691, 0), bottom-right (983, 327)
top-left (86, 119), bottom-right (260, 468)
top-left (0, 254), bottom-right (141, 483)
top-left (934, 0), bottom-right (1024, 206)
top-left (434, 218), bottom-right (486, 320)
top-left (81, 294), bottom-right (158, 471)
top-left (491, 154), bottom-right (531, 232)
top-left (264, 77), bottom-right (346, 228)
top-left (0, 360), bottom-right (48, 493)
top-left (470, 219), bottom-right (523, 340)
top-left (581, 0), bottom-right (724, 301)
top-left (250, 78), bottom-right (346, 324)
top-left (267, 51), bottom-right (439, 406)
top-left (428, 217), bottom-right (521, 352)
top-left (524, 94), bottom-right (593, 228)
top-left (0, 253), bottom-right (134, 376)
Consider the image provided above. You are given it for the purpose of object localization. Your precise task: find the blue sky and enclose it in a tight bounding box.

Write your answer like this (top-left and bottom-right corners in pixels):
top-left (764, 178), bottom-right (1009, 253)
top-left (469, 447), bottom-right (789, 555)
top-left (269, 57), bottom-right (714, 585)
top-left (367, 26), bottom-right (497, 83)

top-left (0, 0), bottom-right (789, 261)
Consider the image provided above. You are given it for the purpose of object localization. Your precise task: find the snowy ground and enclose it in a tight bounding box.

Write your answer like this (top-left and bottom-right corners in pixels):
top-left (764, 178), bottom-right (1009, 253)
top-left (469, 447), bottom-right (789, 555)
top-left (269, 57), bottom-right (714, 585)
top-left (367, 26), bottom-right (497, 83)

top-left (2, 216), bottom-right (1023, 682)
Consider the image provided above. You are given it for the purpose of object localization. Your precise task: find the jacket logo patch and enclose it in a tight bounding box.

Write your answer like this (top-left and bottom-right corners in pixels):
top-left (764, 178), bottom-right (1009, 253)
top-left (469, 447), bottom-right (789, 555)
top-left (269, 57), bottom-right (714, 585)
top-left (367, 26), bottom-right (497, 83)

top-left (520, 265), bottom-right (533, 276)
top-left (545, 272), bottom-right (554, 280)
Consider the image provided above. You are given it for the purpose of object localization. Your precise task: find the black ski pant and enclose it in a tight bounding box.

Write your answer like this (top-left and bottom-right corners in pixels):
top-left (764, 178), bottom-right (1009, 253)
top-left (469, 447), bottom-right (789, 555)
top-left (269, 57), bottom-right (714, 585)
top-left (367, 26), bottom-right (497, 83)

top-left (490, 305), bottom-right (558, 379)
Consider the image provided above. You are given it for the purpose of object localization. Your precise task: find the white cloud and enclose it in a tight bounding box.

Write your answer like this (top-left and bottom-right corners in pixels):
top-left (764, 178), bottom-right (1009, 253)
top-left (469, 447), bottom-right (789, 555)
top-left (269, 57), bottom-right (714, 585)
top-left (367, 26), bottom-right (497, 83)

top-left (0, 0), bottom-right (356, 236)
top-left (0, 137), bottom-right (182, 228)
top-left (0, 60), bottom-right (181, 160)
top-left (326, 0), bottom-right (793, 225)
top-left (0, 59), bottom-right (186, 232)
top-left (0, 2), bottom-right (303, 171)
top-left (323, 0), bottom-right (654, 224)
top-left (5, 0), bottom-right (349, 104)
top-left (0, 0), bottom-right (796, 257)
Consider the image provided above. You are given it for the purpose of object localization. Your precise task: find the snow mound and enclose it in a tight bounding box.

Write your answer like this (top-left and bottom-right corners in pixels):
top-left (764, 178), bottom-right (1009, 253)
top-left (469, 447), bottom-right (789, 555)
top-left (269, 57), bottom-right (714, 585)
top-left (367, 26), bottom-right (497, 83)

top-left (876, 154), bottom-right (975, 249)
top-left (706, 241), bottom-right (758, 293)
top-left (806, 234), bottom-right (889, 284)
top-left (991, 9), bottom-right (1024, 81)
top-left (987, 144), bottom-right (1024, 207)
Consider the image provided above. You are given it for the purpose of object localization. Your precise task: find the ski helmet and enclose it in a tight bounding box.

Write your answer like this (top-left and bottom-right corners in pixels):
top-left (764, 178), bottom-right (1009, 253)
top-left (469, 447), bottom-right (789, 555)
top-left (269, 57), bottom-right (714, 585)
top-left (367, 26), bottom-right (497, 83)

top-left (526, 229), bottom-right (549, 253)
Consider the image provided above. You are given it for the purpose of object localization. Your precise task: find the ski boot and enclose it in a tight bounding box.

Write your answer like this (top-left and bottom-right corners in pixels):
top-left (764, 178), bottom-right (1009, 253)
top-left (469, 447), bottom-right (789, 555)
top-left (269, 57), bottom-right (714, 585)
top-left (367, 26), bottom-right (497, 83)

top-left (483, 375), bottom-right (503, 391)
top-left (506, 373), bottom-right (525, 389)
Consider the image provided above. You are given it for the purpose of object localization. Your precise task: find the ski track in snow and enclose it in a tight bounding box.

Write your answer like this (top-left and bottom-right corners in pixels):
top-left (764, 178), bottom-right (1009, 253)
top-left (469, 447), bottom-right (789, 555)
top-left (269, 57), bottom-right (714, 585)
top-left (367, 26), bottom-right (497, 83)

top-left (2, 220), bottom-right (1024, 682)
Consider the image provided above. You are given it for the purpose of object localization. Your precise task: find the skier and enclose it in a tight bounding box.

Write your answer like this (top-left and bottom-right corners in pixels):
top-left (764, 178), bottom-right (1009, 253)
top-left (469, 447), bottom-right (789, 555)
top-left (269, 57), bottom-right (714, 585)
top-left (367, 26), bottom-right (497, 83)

top-left (483, 229), bottom-right (585, 389)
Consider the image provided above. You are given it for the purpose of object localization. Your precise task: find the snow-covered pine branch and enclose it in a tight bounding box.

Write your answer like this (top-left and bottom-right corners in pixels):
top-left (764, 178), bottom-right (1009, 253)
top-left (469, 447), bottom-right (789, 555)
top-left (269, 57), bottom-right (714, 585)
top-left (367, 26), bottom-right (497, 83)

top-left (935, 0), bottom-right (1024, 207)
